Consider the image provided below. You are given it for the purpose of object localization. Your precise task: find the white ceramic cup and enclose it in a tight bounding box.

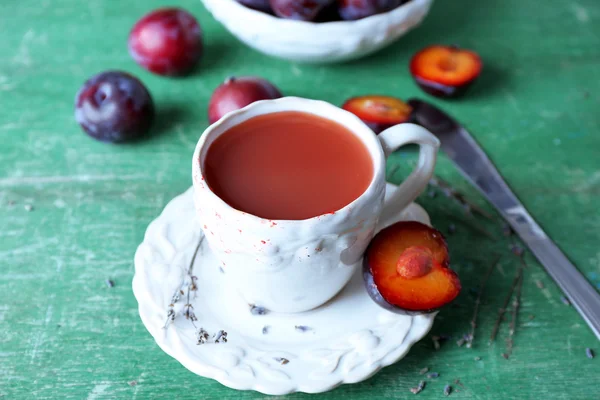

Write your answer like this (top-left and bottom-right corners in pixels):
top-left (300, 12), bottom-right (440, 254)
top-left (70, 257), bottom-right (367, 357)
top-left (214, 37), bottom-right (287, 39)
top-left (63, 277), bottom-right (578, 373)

top-left (192, 97), bottom-right (439, 313)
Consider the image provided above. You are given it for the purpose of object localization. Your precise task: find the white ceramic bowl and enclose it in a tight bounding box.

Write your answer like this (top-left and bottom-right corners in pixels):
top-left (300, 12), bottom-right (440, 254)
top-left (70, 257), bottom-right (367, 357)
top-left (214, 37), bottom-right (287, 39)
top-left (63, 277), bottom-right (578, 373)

top-left (201, 0), bottom-right (434, 63)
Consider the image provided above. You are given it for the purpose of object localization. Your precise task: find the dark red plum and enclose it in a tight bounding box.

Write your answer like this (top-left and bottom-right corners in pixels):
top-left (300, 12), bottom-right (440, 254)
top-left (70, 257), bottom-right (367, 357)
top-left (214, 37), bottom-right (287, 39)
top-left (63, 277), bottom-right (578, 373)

top-left (75, 71), bottom-right (154, 143)
top-left (315, 2), bottom-right (341, 22)
top-left (338, 0), bottom-right (403, 20)
top-left (128, 8), bottom-right (203, 76)
top-left (270, 0), bottom-right (334, 21)
top-left (237, 0), bottom-right (273, 13)
top-left (208, 76), bottom-right (282, 124)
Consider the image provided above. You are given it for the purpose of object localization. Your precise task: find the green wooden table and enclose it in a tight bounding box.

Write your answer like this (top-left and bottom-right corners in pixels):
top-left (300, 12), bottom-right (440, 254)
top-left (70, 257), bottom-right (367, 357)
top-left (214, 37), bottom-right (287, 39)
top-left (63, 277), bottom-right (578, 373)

top-left (1, 0), bottom-right (599, 398)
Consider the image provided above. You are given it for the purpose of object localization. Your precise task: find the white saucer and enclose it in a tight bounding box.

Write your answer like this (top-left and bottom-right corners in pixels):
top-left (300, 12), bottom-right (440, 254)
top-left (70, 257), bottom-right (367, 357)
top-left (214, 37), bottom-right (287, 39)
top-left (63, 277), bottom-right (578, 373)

top-left (133, 183), bottom-right (436, 395)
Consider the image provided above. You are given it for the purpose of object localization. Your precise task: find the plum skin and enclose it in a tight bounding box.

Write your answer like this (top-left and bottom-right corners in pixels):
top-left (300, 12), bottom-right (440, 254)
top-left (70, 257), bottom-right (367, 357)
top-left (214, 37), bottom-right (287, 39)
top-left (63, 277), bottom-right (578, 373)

top-left (74, 71), bottom-right (154, 143)
top-left (342, 95), bottom-right (414, 134)
top-left (409, 45), bottom-right (483, 98)
top-left (338, 0), bottom-right (404, 20)
top-left (413, 76), bottom-right (476, 98)
top-left (363, 221), bottom-right (460, 313)
top-left (128, 8), bottom-right (203, 76)
top-left (237, 0), bottom-right (273, 12)
top-left (208, 76), bottom-right (282, 124)
top-left (270, 0), bottom-right (334, 21)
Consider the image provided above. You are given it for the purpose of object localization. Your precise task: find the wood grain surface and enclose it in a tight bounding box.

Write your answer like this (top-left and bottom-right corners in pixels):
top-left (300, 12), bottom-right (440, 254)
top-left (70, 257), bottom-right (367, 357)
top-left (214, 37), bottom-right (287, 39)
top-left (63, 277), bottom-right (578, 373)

top-left (1, 0), bottom-right (599, 398)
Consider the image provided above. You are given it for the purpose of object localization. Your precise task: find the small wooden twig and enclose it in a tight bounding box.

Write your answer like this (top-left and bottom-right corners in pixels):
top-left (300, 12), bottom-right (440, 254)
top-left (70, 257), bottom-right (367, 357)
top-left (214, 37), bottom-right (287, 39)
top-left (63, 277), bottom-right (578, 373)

top-left (162, 236), bottom-right (226, 344)
top-left (188, 236), bottom-right (203, 276)
top-left (490, 267), bottom-right (522, 343)
top-left (466, 255), bottom-right (501, 348)
top-left (429, 176), bottom-right (494, 220)
top-left (387, 165), bottom-right (401, 181)
top-left (505, 268), bottom-right (524, 357)
top-left (182, 238), bottom-right (203, 327)
top-left (445, 214), bottom-right (496, 240)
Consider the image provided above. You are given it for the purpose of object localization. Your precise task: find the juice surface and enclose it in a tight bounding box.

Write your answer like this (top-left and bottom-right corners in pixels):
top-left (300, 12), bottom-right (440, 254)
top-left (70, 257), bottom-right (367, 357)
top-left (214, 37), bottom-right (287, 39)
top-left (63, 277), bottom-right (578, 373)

top-left (204, 111), bottom-right (373, 220)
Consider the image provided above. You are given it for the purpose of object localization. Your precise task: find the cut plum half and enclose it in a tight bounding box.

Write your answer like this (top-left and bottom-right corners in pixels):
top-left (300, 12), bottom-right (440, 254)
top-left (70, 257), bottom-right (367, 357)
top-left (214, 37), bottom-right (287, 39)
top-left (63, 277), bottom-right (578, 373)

top-left (410, 45), bottom-right (482, 98)
top-left (365, 221), bottom-right (461, 312)
top-left (342, 95), bottom-right (413, 134)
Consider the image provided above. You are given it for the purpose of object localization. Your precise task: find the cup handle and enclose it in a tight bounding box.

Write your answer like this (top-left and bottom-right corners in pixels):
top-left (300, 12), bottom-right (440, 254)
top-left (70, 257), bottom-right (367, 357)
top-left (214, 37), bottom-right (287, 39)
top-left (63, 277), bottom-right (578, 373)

top-left (378, 123), bottom-right (440, 222)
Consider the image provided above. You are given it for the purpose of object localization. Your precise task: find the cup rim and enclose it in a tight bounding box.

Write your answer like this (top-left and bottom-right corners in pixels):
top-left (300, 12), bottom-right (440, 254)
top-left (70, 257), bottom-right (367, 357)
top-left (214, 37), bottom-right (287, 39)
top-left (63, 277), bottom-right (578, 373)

top-left (192, 97), bottom-right (385, 224)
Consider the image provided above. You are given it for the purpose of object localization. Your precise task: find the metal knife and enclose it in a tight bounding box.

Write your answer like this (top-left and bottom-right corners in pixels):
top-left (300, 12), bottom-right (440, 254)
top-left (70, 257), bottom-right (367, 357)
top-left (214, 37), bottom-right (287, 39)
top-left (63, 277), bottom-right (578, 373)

top-left (408, 98), bottom-right (600, 340)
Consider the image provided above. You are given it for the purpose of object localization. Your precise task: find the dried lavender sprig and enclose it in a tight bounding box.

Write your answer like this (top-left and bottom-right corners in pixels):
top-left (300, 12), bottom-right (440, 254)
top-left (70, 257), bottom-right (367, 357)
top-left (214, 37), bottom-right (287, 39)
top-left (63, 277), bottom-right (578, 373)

top-left (183, 274), bottom-right (197, 322)
top-left (187, 237), bottom-right (203, 277)
top-left (163, 237), bottom-right (228, 344)
top-left (511, 244), bottom-right (525, 257)
top-left (490, 267), bottom-right (522, 343)
top-left (463, 333), bottom-right (473, 344)
top-left (509, 234), bottom-right (528, 268)
top-left (432, 336), bottom-right (441, 350)
top-left (447, 224), bottom-right (457, 235)
top-left (165, 308), bottom-right (175, 326)
top-left (163, 237), bottom-right (203, 328)
top-left (190, 276), bottom-right (198, 297)
top-left (496, 245), bottom-right (526, 350)
top-left (183, 303), bottom-right (197, 322)
top-left (163, 284), bottom-right (185, 329)
top-left (467, 255), bottom-right (501, 348)
top-left (295, 325), bottom-right (313, 333)
top-left (410, 380), bottom-right (426, 394)
top-left (443, 385), bottom-right (452, 396)
top-left (535, 280), bottom-right (544, 289)
top-left (250, 304), bottom-right (269, 315)
top-left (387, 165), bottom-right (401, 181)
top-left (444, 214), bottom-right (496, 241)
top-left (505, 268), bottom-right (524, 357)
top-left (585, 348), bottom-right (594, 359)
top-left (429, 176), bottom-right (493, 220)
top-left (196, 327), bottom-right (210, 345)
top-left (213, 330), bottom-right (228, 343)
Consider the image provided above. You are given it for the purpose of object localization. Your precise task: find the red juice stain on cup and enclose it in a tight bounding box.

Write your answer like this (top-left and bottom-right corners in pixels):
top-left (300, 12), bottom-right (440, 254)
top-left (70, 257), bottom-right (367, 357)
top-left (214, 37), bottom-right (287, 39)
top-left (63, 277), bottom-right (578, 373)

top-left (203, 111), bottom-right (373, 220)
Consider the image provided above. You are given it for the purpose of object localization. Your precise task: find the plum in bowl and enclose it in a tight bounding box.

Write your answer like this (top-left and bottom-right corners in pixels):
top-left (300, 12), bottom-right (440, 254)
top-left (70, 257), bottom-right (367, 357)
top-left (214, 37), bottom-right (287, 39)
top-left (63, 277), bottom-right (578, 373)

top-left (200, 0), bottom-right (434, 63)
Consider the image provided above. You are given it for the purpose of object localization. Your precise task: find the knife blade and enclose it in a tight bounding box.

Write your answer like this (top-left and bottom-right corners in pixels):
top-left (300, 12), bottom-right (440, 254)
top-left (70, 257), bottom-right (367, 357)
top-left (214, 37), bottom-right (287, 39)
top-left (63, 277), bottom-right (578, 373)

top-left (408, 98), bottom-right (600, 340)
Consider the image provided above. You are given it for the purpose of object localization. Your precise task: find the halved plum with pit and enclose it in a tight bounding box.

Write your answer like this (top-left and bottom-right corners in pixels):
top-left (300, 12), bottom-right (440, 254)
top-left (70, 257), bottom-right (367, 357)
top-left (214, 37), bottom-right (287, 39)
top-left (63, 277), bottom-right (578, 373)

top-left (342, 95), bottom-right (413, 134)
top-left (410, 45), bottom-right (482, 98)
top-left (366, 221), bottom-right (461, 312)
